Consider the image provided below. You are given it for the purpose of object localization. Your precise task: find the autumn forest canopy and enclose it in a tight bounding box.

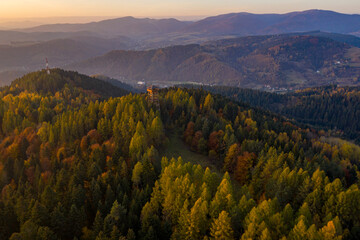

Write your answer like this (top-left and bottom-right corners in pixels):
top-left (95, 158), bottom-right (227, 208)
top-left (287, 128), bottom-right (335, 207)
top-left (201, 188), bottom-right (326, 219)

top-left (1, 69), bottom-right (360, 240)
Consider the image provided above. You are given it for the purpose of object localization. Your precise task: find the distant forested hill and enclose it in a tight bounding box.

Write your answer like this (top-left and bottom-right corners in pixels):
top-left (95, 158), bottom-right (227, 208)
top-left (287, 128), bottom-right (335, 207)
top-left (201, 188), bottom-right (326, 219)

top-left (2, 69), bottom-right (129, 98)
top-left (1, 70), bottom-right (360, 239)
top-left (68, 34), bottom-right (360, 89)
top-left (91, 74), bottom-right (139, 93)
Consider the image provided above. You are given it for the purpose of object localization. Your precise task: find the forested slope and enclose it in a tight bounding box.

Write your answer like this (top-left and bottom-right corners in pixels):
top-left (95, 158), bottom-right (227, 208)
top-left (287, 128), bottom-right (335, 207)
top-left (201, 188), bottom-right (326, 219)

top-left (0, 70), bottom-right (360, 239)
top-left (195, 85), bottom-right (360, 143)
top-left (3, 69), bottom-right (130, 98)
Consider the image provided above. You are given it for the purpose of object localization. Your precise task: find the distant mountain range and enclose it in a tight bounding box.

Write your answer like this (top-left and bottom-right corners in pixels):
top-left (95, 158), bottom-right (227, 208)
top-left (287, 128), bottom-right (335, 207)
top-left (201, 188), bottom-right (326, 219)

top-left (66, 34), bottom-right (360, 89)
top-left (183, 10), bottom-right (360, 36)
top-left (4, 10), bottom-right (360, 47)
top-left (16, 10), bottom-right (360, 38)
top-left (1, 9), bottom-right (360, 88)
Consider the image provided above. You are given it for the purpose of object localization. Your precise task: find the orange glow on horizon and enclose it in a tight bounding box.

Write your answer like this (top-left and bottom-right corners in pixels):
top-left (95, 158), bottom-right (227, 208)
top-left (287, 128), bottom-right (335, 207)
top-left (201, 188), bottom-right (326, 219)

top-left (0, 0), bottom-right (359, 20)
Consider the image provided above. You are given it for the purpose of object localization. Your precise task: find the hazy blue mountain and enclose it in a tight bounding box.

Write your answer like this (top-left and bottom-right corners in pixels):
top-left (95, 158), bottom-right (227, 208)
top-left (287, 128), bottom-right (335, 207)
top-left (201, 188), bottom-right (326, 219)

top-left (22, 17), bottom-right (191, 38)
top-left (183, 10), bottom-right (360, 36)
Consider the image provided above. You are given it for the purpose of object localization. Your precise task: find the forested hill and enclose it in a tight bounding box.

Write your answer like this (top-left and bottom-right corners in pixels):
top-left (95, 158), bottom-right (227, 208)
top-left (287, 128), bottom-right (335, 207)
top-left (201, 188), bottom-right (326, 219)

top-left (193, 85), bottom-right (360, 142)
top-left (1, 69), bottom-right (129, 98)
top-left (1, 71), bottom-right (360, 239)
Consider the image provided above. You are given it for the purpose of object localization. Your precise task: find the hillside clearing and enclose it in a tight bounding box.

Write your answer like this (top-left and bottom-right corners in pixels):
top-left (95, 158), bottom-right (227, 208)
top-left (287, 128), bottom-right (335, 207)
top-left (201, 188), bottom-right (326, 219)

top-left (162, 133), bottom-right (222, 175)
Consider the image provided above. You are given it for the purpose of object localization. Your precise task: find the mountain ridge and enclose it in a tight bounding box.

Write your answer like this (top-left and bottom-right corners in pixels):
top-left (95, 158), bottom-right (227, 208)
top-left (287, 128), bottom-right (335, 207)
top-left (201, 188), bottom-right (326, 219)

top-left (66, 34), bottom-right (360, 89)
top-left (183, 9), bottom-right (360, 36)
top-left (16, 10), bottom-right (360, 38)
top-left (20, 16), bottom-right (191, 38)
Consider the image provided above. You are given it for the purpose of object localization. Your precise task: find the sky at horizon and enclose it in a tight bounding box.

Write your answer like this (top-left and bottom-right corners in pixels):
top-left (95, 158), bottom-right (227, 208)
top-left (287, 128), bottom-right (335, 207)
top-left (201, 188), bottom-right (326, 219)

top-left (0, 0), bottom-right (359, 20)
